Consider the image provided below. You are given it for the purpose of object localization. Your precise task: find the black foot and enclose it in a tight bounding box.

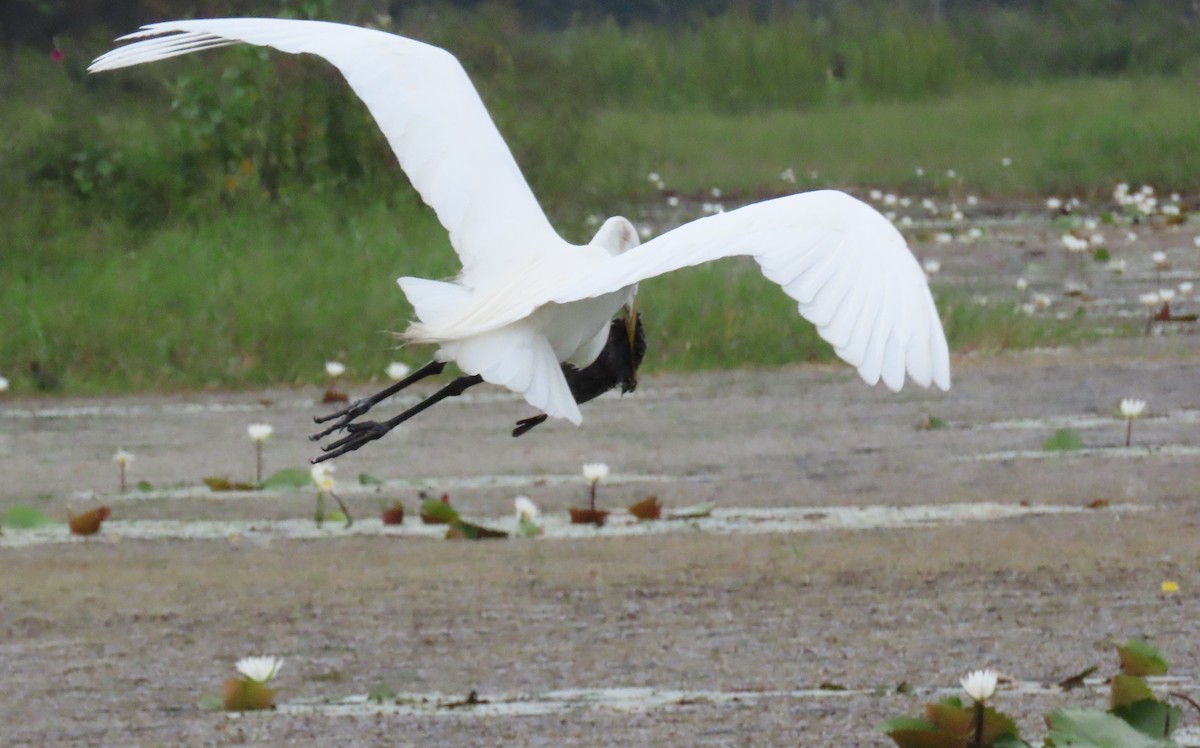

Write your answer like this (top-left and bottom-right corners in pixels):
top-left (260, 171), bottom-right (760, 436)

top-left (310, 396), bottom-right (377, 441)
top-left (512, 413), bottom-right (548, 437)
top-left (313, 420), bottom-right (390, 463)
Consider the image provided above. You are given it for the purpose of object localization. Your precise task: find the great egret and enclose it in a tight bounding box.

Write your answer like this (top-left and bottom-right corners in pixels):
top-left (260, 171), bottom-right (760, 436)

top-left (90, 18), bottom-right (950, 459)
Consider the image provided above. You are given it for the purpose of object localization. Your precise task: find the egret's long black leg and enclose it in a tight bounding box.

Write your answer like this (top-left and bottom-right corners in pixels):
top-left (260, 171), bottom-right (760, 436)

top-left (313, 374), bottom-right (484, 463)
top-left (310, 359), bottom-right (447, 441)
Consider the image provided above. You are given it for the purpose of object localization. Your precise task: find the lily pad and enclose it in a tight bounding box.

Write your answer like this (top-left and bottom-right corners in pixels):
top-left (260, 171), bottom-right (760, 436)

top-left (259, 468), bottom-right (314, 490)
top-left (1112, 699), bottom-right (1181, 740)
top-left (446, 520), bottom-right (507, 540)
top-left (1045, 708), bottom-right (1171, 748)
top-left (1117, 640), bottom-right (1168, 677)
top-left (420, 496), bottom-right (458, 524)
top-left (203, 476), bottom-right (257, 492)
top-left (667, 502), bottom-right (716, 520)
top-left (3, 505), bottom-right (58, 529)
top-left (358, 473), bottom-right (385, 486)
top-left (1043, 428), bottom-right (1083, 452)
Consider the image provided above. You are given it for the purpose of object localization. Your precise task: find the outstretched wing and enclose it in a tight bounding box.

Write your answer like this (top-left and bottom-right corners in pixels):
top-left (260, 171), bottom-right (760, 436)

top-left (552, 190), bottom-right (951, 392)
top-left (89, 18), bottom-right (562, 284)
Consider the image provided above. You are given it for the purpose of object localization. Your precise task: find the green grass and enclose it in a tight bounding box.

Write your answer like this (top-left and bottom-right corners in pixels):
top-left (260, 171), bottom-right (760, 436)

top-left (604, 77), bottom-right (1200, 200)
top-left (3, 66), bottom-right (1185, 394)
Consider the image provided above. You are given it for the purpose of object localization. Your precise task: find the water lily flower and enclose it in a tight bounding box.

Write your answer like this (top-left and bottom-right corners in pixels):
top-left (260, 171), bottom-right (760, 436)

top-left (945, 169), bottom-right (957, 178)
top-left (583, 463), bottom-right (609, 484)
top-left (666, 195), bottom-right (679, 208)
top-left (966, 195), bottom-right (978, 206)
top-left (247, 424), bottom-right (274, 442)
top-left (113, 449), bottom-right (133, 466)
top-left (779, 167), bottom-right (796, 183)
top-left (647, 171), bottom-right (660, 184)
top-left (914, 167), bottom-right (924, 177)
top-left (961, 669), bottom-right (998, 703)
top-left (899, 216), bottom-right (913, 227)
top-left (0, 375), bottom-right (8, 392)
top-left (934, 232), bottom-right (952, 244)
top-left (967, 227), bottom-right (983, 240)
top-left (1107, 259), bottom-right (1126, 275)
top-left (1151, 251), bottom-right (1168, 268)
top-left (1032, 293), bottom-right (1052, 309)
top-left (922, 259), bottom-right (941, 275)
top-left (1015, 277), bottom-right (1028, 291)
top-left (1193, 236), bottom-right (1200, 248)
top-left (1000, 156), bottom-right (1012, 167)
top-left (386, 362), bottom-right (411, 380)
top-left (1046, 197), bottom-right (1063, 211)
top-left (1139, 292), bottom-right (1161, 307)
top-left (1158, 289), bottom-right (1176, 302)
top-left (1119, 398), bottom-right (1145, 419)
top-left (237, 656), bottom-right (283, 684)
top-left (311, 463), bottom-right (336, 491)
top-left (710, 187), bottom-right (721, 198)
top-left (883, 193), bottom-right (897, 206)
top-left (325, 361), bottom-right (346, 378)
top-left (1061, 234), bottom-right (1089, 252)
top-left (1179, 281), bottom-right (1194, 294)
top-left (868, 189), bottom-right (883, 201)
top-left (514, 495), bottom-right (539, 521)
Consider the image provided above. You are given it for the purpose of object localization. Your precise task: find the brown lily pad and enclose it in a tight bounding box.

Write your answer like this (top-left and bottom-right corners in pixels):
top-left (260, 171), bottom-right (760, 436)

top-left (69, 506), bottom-right (111, 536)
top-left (203, 476), bottom-right (256, 492)
top-left (380, 503), bottom-right (405, 525)
top-left (1086, 498), bottom-right (1110, 509)
top-left (569, 508), bottom-right (609, 526)
top-left (321, 389), bottom-right (349, 404)
top-left (628, 496), bottom-right (662, 521)
top-left (223, 678), bottom-right (275, 711)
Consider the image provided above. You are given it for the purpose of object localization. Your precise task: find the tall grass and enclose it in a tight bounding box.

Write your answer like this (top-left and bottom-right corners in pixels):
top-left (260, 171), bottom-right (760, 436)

top-left (2, 9), bottom-right (1194, 394)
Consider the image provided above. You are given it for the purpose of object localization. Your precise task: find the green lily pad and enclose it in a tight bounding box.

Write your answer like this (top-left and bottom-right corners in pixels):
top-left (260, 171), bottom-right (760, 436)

top-left (1111, 674), bottom-right (1154, 708)
top-left (1112, 699), bottom-right (1182, 740)
top-left (446, 519), bottom-right (507, 540)
top-left (1045, 708), bottom-right (1172, 748)
top-left (420, 497), bottom-right (459, 524)
top-left (368, 683), bottom-right (396, 704)
top-left (1043, 428), bottom-right (1083, 452)
top-left (2, 505), bottom-right (58, 529)
top-left (260, 468), bottom-right (313, 489)
top-left (1117, 640), bottom-right (1168, 677)
top-left (358, 473), bottom-right (385, 486)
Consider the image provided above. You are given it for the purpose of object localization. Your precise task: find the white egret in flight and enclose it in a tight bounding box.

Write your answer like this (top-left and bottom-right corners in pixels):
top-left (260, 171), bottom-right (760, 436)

top-left (90, 19), bottom-right (950, 461)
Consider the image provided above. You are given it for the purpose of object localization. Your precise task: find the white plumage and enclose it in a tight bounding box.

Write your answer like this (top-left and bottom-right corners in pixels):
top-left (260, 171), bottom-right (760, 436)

top-left (90, 18), bottom-right (950, 426)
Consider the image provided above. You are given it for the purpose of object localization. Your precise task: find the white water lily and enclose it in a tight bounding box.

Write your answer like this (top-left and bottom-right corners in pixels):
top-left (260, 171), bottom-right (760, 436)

top-left (324, 361), bottom-right (346, 377)
top-left (582, 462), bottom-right (610, 485)
top-left (236, 655), bottom-right (283, 684)
top-left (1179, 281), bottom-right (1194, 294)
top-left (311, 463), bottom-right (336, 491)
top-left (1015, 277), bottom-right (1028, 291)
top-left (1139, 292), bottom-right (1161, 307)
top-left (1107, 259), bottom-right (1126, 275)
top-left (1119, 398), bottom-right (1146, 419)
top-left (1158, 288), bottom-right (1176, 302)
top-left (113, 449), bottom-right (133, 466)
top-left (1151, 251), bottom-right (1168, 268)
top-left (922, 259), bottom-right (941, 275)
top-left (1061, 234), bottom-right (1089, 252)
top-left (247, 423), bottom-right (274, 442)
top-left (1046, 197), bottom-right (1062, 211)
top-left (961, 669), bottom-right (998, 703)
top-left (0, 375), bottom-right (8, 392)
top-left (1000, 156), bottom-right (1012, 167)
top-left (386, 361), bottom-right (411, 380)
top-left (514, 495), bottom-right (539, 521)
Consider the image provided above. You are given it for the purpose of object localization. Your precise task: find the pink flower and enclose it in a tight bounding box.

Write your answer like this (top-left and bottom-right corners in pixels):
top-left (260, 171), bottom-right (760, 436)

top-left (50, 48), bottom-right (64, 63)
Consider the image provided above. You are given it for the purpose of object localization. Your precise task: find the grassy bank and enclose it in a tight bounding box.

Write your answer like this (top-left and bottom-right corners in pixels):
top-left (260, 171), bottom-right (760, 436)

top-left (1, 54), bottom-right (1183, 393)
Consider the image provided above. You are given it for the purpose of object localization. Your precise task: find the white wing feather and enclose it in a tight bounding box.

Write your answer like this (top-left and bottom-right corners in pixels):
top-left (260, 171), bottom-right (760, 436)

top-left (550, 191), bottom-right (951, 391)
top-left (88, 18), bottom-right (561, 285)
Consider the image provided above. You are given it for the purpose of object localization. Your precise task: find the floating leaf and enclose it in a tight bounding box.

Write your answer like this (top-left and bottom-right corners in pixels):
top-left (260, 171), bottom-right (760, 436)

top-left (1117, 640), bottom-right (1168, 677)
top-left (667, 502), bottom-right (716, 520)
top-left (1092, 248), bottom-right (1111, 262)
top-left (68, 506), bottom-right (111, 535)
top-left (3, 505), bottom-right (58, 529)
top-left (879, 716), bottom-right (964, 748)
top-left (260, 468), bottom-right (313, 490)
top-left (917, 415), bottom-right (948, 430)
top-left (368, 683), bottom-right (396, 704)
top-left (925, 701), bottom-right (1019, 746)
top-left (420, 495), bottom-right (458, 524)
top-left (1086, 499), bottom-right (1110, 509)
top-left (446, 520), bottom-right (506, 540)
top-left (1043, 428), bottom-right (1083, 452)
top-left (1112, 699), bottom-right (1182, 740)
top-left (327, 510), bottom-right (348, 524)
top-left (380, 503), bottom-right (405, 526)
top-left (359, 473), bottom-right (385, 486)
top-left (223, 678), bottom-right (275, 711)
top-left (321, 389), bottom-right (349, 404)
top-left (1045, 708), bottom-right (1169, 748)
top-left (203, 476), bottom-right (256, 491)
top-left (1058, 664), bottom-right (1099, 691)
top-left (136, 480), bottom-right (154, 492)
top-left (1111, 674), bottom-right (1154, 708)
top-left (628, 495), bottom-right (662, 520)
top-left (568, 507), bottom-right (609, 526)
top-left (516, 516), bottom-right (542, 538)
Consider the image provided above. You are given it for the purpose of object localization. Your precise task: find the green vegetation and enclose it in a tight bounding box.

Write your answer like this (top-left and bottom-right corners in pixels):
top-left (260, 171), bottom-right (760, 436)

top-left (1, 3), bottom-right (1194, 393)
